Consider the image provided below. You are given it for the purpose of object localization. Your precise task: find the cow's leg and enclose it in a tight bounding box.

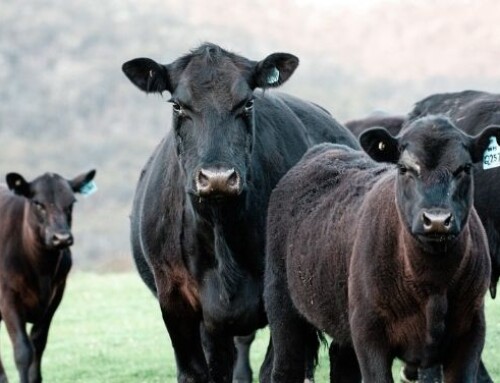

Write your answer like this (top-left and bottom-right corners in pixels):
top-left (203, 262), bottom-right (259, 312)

top-left (200, 324), bottom-right (235, 383)
top-left (0, 319), bottom-right (8, 383)
top-left (268, 311), bottom-right (317, 383)
top-left (232, 333), bottom-right (255, 383)
top-left (29, 255), bottom-right (70, 383)
top-left (263, 276), bottom-right (318, 383)
top-left (155, 269), bottom-right (209, 383)
top-left (402, 360), bottom-right (490, 383)
top-left (258, 336), bottom-right (273, 383)
top-left (1, 303), bottom-right (32, 383)
top-left (28, 281), bottom-right (67, 383)
top-left (477, 359), bottom-right (493, 383)
top-left (442, 312), bottom-right (485, 383)
top-left (161, 302), bottom-right (209, 383)
top-left (304, 340), bottom-right (317, 383)
top-left (418, 365), bottom-right (442, 382)
top-left (350, 309), bottom-right (392, 383)
top-left (329, 342), bottom-right (361, 383)
top-left (400, 364), bottom-right (418, 383)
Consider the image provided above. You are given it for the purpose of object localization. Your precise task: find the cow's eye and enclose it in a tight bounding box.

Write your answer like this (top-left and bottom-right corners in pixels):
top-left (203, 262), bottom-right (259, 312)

top-left (169, 99), bottom-right (186, 116)
top-left (398, 164), bottom-right (408, 175)
top-left (454, 163), bottom-right (473, 176)
top-left (33, 200), bottom-right (46, 213)
top-left (172, 102), bottom-right (182, 113)
top-left (244, 99), bottom-right (254, 112)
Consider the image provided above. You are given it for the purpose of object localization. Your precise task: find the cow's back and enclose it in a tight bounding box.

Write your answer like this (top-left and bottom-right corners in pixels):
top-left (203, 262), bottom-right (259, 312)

top-left (266, 143), bottom-right (391, 343)
top-left (410, 90), bottom-right (500, 134)
top-left (0, 186), bottom-right (25, 248)
top-left (250, 91), bottom-right (359, 188)
top-left (275, 92), bottom-right (359, 148)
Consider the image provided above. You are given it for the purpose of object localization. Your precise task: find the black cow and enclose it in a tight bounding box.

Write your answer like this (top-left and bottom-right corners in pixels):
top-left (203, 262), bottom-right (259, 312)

top-left (264, 116), bottom-right (495, 382)
top-left (345, 103), bottom-right (498, 383)
top-left (0, 170), bottom-right (96, 383)
top-left (409, 90), bottom-right (500, 300)
top-left (122, 43), bottom-right (359, 383)
top-left (347, 92), bottom-right (500, 298)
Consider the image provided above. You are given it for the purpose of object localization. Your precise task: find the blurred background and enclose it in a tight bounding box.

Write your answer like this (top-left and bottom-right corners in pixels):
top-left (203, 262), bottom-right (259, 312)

top-left (2, 0), bottom-right (500, 271)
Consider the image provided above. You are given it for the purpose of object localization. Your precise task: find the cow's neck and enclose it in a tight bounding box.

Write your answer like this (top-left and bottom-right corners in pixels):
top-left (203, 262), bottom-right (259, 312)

top-left (421, 292), bottom-right (448, 364)
top-left (193, 194), bottom-right (250, 251)
top-left (212, 222), bottom-right (246, 302)
top-left (399, 228), bottom-right (472, 363)
top-left (399, 227), bottom-right (470, 295)
top-left (193, 197), bottom-right (258, 302)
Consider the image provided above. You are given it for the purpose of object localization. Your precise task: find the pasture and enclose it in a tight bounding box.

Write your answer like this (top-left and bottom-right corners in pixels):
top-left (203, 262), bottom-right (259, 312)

top-left (0, 272), bottom-right (498, 382)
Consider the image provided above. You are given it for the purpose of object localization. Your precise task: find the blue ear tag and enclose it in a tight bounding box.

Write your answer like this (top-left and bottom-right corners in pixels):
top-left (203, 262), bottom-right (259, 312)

top-left (483, 137), bottom-right (500, 170)
top-left (266, 67), bottom-right (280, 85)
top-left (79, 181), bottom-right (98, 196)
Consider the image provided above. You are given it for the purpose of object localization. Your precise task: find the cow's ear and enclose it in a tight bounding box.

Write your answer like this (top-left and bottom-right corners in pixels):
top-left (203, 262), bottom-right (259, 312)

top-left (70, 169), bottom-right (97, 195)
top-left (359, 127), bottom-right (400, 163)
top-left (470, 125), bottom-right (500, 163)
top-left (122, 58), bottom-right (171, 94)
top-left (252, 53), bottom-right (299, 89)
top-left (6, 173), bottom-right (32, 197)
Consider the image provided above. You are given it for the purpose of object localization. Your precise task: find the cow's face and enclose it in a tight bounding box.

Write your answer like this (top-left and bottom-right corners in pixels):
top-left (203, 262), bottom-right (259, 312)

top-left (6, 170), bottom-right (96, 250)
top-left (360, 116), bottom-right (500, 248)
top-left (122, 43), bottom-right (298, 204)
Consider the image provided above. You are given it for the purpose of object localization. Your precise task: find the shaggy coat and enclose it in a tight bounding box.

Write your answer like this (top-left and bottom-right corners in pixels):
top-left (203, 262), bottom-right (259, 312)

top-left (264, 116), bottom-right (496, 383)
top-left (409, 90), bottom-right (500, 299)
top-left (123, 43), bottom-right (358, 383)
top-left (350, 91), bottom-right (500, 299)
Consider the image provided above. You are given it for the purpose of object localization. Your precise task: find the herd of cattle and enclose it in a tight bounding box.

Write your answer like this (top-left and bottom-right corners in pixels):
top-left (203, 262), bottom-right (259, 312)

top-left (0, 42), bottom-right (498, 383)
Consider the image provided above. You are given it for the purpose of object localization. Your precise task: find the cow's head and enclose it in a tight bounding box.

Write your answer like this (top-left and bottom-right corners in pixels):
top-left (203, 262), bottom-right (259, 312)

top-left (122, 43), bottom-right (298, 204)
top-left (6, 170), bottom-right (96, 250)
top-left (360, 116), bottom-right (500, 249)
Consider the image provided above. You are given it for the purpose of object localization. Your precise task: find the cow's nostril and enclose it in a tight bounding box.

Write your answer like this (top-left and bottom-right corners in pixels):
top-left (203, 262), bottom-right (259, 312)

top-left (444, 214), bottom-right (452, 227)
top-left (52, 233), bottom-right (73, 246)
top-left (227, 170), bottom-right (239, 188)
top-left (195, 168), bottom-right (241, 196)
top-left (423, 213), bottom-right (432, 228)
top-left (197, 170), bottom-right (210, 188)
top-left (422, 211), bottom-right (453, 234)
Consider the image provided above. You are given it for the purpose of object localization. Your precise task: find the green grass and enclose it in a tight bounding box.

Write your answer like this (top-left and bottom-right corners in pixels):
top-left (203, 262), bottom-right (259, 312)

top-left (0, 273), bottom-right (498, 382)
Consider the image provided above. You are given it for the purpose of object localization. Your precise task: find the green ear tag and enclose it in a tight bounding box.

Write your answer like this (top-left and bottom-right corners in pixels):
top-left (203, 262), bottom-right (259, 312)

top-left (266, 67), bottom-right (280, 85)
top-left (80, 181), bottom-right (98, 196)
top-left (483, 136), bottom-right (500, 170)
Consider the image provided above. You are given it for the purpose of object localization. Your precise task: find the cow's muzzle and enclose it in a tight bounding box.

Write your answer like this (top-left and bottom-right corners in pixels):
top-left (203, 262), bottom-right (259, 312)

top-left (51, 232), bottom-right (74, 248)
top-left (414, 209), bottom-right (458, 243)
top-left (422, 210), bottom-right (453, 234)
top-left (195, 167), bottom-right (242, 197)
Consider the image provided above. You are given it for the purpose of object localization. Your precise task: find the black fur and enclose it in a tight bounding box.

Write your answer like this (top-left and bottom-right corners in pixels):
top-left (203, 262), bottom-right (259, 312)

top-left (264, 117), bottom-right (494, 382)
top-left (123, 43), bottom-right (359, 383)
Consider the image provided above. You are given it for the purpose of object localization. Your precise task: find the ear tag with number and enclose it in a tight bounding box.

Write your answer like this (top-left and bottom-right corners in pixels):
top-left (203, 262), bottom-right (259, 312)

top-left (80, 181), bottom-right (98, 196)
top-left (266, 67), bottom-right (280, 85)
top-left (483, 136), bottom-right (500, 169)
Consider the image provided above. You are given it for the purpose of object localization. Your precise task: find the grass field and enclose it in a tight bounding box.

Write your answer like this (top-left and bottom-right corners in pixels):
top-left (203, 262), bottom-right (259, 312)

top-left (0, 272), bottom-right (498, 382)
